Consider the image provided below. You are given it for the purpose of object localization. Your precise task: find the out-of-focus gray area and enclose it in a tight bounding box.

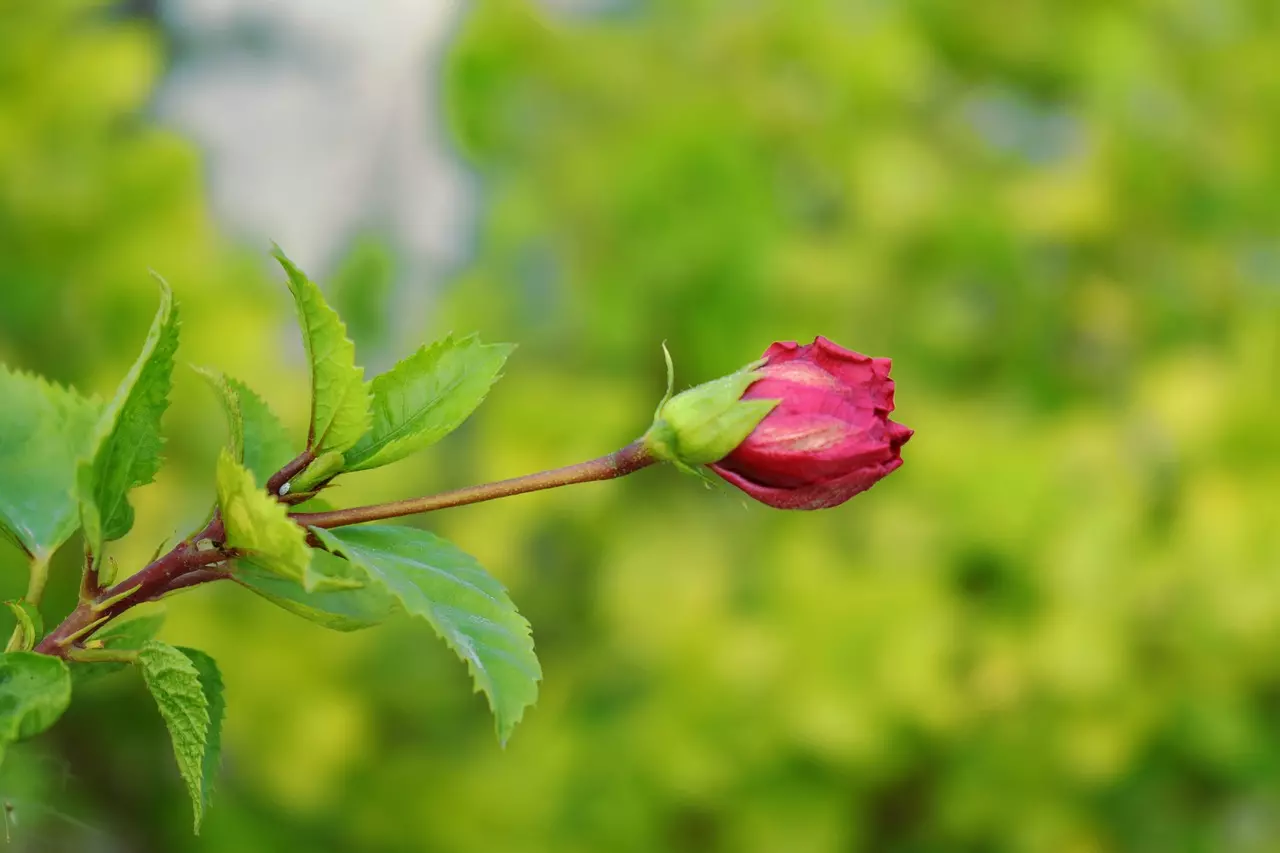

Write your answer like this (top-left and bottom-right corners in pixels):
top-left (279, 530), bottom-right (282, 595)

top-left (155, 0), bottom-right (473, 280)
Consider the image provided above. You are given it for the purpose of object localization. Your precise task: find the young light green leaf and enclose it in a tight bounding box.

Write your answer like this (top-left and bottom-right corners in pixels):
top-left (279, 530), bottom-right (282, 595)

top-left (272, 247), bottom-right (371, 455)
top-left (196, 369), bottom-right (294, 486)
top-left (177, 647), bottom-right (224, 824)
top-left (0, 652), bottom-right (71, 764)
top-left (314, 525), bottom-right (540, 744)
top-left (4, 601), bottom-right (43, 652)
top-left (235, 548), bottom-right (395, 632)
top-left (344, 335), bottom-right (515, 472)
top-left (78, 276), bottom-right (180, 565)
top-left (287, 450), bottom-right (344, 495)
top-left (216, 450), bottom-right (312, 588)
top-left (137, 642), bottom-right (211, 832)
top-left (0, 366), bottom-right (102, 559)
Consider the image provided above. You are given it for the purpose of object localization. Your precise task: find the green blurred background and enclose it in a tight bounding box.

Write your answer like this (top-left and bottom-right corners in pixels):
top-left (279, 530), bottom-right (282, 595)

top-left (3, 0), bottom-right (1280, 850)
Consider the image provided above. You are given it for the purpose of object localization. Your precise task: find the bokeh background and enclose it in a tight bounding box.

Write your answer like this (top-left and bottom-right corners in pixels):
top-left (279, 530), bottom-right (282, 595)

top-left (3, 0), bottom-right (1280, 850)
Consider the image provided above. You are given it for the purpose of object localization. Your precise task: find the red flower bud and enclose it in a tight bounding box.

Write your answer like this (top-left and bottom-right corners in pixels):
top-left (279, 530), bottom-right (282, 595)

top-left (708, 337), bottom-right (913, 510)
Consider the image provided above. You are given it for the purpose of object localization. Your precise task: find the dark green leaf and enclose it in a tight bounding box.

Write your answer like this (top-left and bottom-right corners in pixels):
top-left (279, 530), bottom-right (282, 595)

top-left (177, 647), bottom-right (224, 823)
top-left (345, 334), bottom-right (514, 471)
top-left (0, 366), bottom-right (101, 559)
top-left (78, 276), bottom-right (180, 565)
top-left (272, 247), bottom-right (371, 455)
top-left (314, 525), bottom-right (540, 744)
top-left (137, 641), bottom-right (211, 832)
top-left (0, 652), bottom-right (71, 764)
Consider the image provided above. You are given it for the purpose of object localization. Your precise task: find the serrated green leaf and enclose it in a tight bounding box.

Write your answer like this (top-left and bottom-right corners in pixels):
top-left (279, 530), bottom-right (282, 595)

top-left (78, 277), bottom-right (180, 566)
top-left (0, 366), bottom-right (102, 559)
top-left (193, 367), bottom-right (244, 463)
top-left (235, 548), bottom-right (395, 632)
top-left (177, 647), bottom-right (224, 825)
top-left (216, 450), bottom-right (313, 588)
top-left (137, 641), bottom-right (211, 832)
top-left (272, 247), bottom-right (371, 455)
top-left (344, 335), bottom-right (514, 472)
top-left (0, 652), bottom-right (71, 765)
top-left (4, 601), bottom-right (43, 652)
top-left (315, 526), bottom-right (540, 744)
top-left (196, 369), bottom-right (294, 486)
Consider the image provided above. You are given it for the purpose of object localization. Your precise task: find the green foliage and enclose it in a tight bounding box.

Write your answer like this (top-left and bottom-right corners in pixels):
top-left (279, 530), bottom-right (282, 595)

top-left (235, 548), bottom-right (395, 632)
top-left (216, 450), bottom-right (312, 589)
top-left (4, 601), bottom-right (43, 652)
top-left (345, 334), bottom-right (515, 471)
top-left (315, 525), bottom-right (541, 744)
top-left (180, 647), bottom-right (225, 825)
top-left (272, 247), bottom-right (371, 456)
top-left (77, 278), bottom-right (179, 568)
top-left (0, 652), bottom-right (70, 764)
top-left (137, 641), bottom-right (218, 832)
top-left (0, 366), bottom-right (101, 559)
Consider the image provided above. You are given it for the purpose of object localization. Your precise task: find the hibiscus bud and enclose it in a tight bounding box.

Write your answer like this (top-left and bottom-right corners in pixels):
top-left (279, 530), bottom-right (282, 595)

top-left (708, 336), bottom-right (913, 510)
top-left (644, 360), bottom-right (779, 469)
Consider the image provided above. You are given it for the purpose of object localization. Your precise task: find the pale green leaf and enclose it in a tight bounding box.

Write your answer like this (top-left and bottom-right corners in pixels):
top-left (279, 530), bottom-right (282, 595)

top-left (0, 652), bottom-right (71, 765)
top-left (315, 525), bottom-right (540, 744)
top-left (78, 276), bottom-right (180, 564)
top-left (344, 335), bottom-right (514, 471)
top-left (235, 548), bottom-right (395, 632)
top-left (178, 647), bottom-right (224, 824)
top-left (0, 366), bottom-right (101, 558)
top-left (216, 450), bottom-right (312, 588)
top-left (272, 247), bottom-right (371, 455)
top-left (196, 369), bottom-right (294, 486)
top-left (137, 641), bottom-right (211, 832)
top-left (4, 601), bottom-right (43, 652)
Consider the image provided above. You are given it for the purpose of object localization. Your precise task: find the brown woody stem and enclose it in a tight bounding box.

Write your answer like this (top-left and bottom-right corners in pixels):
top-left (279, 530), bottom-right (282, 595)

top-left (34, 441), bottom-right (655, 659)
top-left (293, 440), bottom-right (656, 530)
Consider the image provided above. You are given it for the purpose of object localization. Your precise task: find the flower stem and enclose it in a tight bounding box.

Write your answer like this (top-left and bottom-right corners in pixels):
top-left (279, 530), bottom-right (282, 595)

top-left (292, 439), bottom-right (656, 531)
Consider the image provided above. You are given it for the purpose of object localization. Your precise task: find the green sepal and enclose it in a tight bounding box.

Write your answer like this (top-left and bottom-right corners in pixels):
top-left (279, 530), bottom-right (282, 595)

top-left (644, 361), bottom-right (777, 466)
